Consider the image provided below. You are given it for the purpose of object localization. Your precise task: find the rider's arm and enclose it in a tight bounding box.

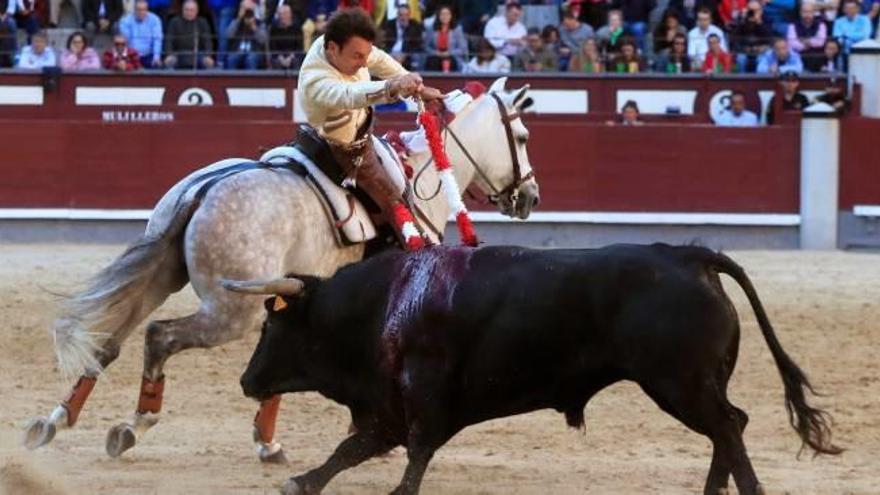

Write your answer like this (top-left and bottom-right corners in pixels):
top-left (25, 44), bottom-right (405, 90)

top-left (366, 44), bottom-right (408, 80)
top-left (301, 70), bottom-right (394, 110)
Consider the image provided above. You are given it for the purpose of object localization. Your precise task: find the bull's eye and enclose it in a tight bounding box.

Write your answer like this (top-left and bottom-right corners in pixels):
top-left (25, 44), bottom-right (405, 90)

top-left (517, 136), bottom-right (528, 144)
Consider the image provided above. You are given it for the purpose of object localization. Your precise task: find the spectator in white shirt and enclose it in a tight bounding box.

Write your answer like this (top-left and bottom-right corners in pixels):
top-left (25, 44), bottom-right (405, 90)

top-left (482, 0), bottom-right (527, 58)
top-left (464, 36), bottom-right (511, 73)
top-left (17, 31), bottom-right (57, 69)
top-left (715, 90), bottom-right (759, 126)
top-left (688, 7), bottom-right (727, 65)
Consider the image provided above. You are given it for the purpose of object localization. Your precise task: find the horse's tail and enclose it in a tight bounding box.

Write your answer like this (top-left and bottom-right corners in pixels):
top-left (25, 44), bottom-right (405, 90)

top-left (705, 250), bottom-right (843, 456)
top-left (52, 199), bottom-right (198, 379)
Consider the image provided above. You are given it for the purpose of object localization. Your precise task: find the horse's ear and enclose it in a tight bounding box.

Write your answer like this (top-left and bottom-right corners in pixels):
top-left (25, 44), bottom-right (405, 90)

top-left (488, 77), bottom-right (508, 94)
top-left (512, 84), bottom-right (530, 108)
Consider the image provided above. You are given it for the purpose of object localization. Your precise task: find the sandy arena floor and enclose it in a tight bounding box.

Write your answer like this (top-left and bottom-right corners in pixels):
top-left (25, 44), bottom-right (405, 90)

top-left (0, 245), bottom-right (877, 495)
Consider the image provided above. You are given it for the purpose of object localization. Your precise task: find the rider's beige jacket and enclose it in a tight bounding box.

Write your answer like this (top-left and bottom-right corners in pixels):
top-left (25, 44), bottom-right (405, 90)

top-left (297, 35), bottom-right (408, 145)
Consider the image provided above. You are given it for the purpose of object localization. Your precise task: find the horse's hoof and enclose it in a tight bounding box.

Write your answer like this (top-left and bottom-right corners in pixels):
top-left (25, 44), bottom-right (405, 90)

top-left (23, 416), bottom-right (57, 450)
top-left (260, 448), bottom-right (289, 465)
top-left (105, 424), bottom-right (137, 458)
top-left (257, 440), bottom-right (288, 464)
top-left (279, 477), bottom-right (306, 495)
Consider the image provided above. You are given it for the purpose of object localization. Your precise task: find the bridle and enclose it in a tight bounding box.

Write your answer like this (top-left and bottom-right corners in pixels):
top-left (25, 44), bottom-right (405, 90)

top-left (415, 92), bottom-right (535, 206)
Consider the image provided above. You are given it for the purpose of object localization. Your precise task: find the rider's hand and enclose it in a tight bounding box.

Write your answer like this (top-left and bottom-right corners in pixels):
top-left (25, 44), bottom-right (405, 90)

top-left (418, 86), bottom-right (444, 101)
top-left (386, 73), bottom-right (424, 99)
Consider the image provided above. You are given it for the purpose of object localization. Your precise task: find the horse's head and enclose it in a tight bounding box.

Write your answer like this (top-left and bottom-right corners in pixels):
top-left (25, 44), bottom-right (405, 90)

top-left (447, 77), bottom-right (540, 220)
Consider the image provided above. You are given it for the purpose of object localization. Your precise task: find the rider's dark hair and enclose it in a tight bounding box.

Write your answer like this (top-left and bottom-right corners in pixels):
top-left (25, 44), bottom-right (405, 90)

top-left (324, 9), bottom-right (377, 49)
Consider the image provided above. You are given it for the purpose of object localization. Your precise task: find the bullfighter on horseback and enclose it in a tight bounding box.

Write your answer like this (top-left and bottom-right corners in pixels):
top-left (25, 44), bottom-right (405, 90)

top-left (297, 8), bottom-right (442, 250)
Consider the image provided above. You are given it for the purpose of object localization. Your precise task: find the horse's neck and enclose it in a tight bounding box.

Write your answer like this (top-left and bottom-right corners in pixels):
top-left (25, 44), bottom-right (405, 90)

top-left (409, 147), bottom-right (475, 240)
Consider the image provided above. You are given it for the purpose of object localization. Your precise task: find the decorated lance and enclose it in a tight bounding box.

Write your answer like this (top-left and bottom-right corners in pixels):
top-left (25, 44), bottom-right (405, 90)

top-left (416, 97), bottom-right (479, 247)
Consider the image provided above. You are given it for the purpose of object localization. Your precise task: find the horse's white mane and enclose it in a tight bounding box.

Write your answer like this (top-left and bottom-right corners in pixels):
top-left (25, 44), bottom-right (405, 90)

top-left (395, 89), bottom-right (484, 154)
top-left (442, 89), bottom-right (481, 115)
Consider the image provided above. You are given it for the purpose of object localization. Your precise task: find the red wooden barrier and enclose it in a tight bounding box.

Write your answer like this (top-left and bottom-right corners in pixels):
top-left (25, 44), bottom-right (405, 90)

top-left (0, 72), bottom-right (867, 215)
top-left (839, 117), bottom-right (880, 210)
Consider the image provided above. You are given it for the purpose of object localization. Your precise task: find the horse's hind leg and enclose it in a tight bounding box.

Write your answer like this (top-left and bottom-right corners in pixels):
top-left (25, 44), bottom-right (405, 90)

top-left (23, 344), bottom-right (119, 450)
top-left (24, 256), bottom-right (187, 450)
top-left (105, 301), bottom-right (262, 458)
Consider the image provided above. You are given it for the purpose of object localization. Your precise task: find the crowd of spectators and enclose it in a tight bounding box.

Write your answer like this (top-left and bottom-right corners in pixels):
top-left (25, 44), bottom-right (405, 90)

top-left (0, 0), bottom-right (875, 71)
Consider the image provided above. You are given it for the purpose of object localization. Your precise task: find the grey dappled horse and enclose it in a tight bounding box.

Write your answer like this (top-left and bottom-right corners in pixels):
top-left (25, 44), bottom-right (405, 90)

top-left (24, 77), bottom-right (540, 463)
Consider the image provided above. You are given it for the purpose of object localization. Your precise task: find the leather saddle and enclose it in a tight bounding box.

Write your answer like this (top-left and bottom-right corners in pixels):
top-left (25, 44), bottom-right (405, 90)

top-left (259, 125), bottom-right (413, 247)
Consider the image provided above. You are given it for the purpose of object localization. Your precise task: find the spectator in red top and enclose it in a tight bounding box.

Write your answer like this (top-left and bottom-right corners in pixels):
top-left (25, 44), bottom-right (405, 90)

top-left (702, 33), bottom-right (733, 72)
top-left (423, 5), bottom-right (467, 72)
top-left (103, 32), bottom-right (142, 71)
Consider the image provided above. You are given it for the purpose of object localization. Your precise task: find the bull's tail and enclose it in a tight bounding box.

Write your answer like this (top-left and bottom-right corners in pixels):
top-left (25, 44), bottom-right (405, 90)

top-left (52, 200), bottom-right (198, 379)
top-left (707, 250), bottom-right (842, 456)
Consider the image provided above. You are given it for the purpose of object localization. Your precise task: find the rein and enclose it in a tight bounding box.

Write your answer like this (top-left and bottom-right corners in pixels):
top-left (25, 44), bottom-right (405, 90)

top-left (431, 92), bottom-right (534, 206)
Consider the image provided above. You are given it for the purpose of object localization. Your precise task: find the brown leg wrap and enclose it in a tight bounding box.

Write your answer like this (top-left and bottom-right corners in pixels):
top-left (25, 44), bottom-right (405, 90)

top-left (254, 395), bottom-right (282, 444)
top-left (136, 376), bottom-right (165, 414)
top-left (62, 375), bottom-right (97, 427)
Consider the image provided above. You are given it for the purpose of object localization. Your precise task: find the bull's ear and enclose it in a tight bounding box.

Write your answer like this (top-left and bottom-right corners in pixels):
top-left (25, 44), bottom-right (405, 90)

top-left (264, 295), bottom-right (289, 312)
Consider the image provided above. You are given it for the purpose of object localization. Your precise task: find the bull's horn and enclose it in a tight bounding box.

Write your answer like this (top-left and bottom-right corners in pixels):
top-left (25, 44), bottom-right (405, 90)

top-left (221, 277), bottom-right (305, 295)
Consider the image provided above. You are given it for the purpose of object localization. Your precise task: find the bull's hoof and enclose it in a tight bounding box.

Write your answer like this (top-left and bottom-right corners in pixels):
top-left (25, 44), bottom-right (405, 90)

top-left (23, 416), bottom-right (57, 450)
top-left (280, 477), bottom-right (309, 495)
top-left (105, 424), bottom-right (137, 458)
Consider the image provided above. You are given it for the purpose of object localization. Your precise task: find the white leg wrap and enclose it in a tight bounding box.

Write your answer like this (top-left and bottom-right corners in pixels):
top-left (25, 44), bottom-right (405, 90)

top-left (130, 411), bottom-right (160, 437)
top-left (256, 440), bottom-right (283, 458)
top-left (48, 404), bottom-right (70, 429)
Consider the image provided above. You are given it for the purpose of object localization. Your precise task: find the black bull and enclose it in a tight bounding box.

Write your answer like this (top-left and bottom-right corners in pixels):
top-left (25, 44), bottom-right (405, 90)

top-left (231, 244), bottom-right (841, 495)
